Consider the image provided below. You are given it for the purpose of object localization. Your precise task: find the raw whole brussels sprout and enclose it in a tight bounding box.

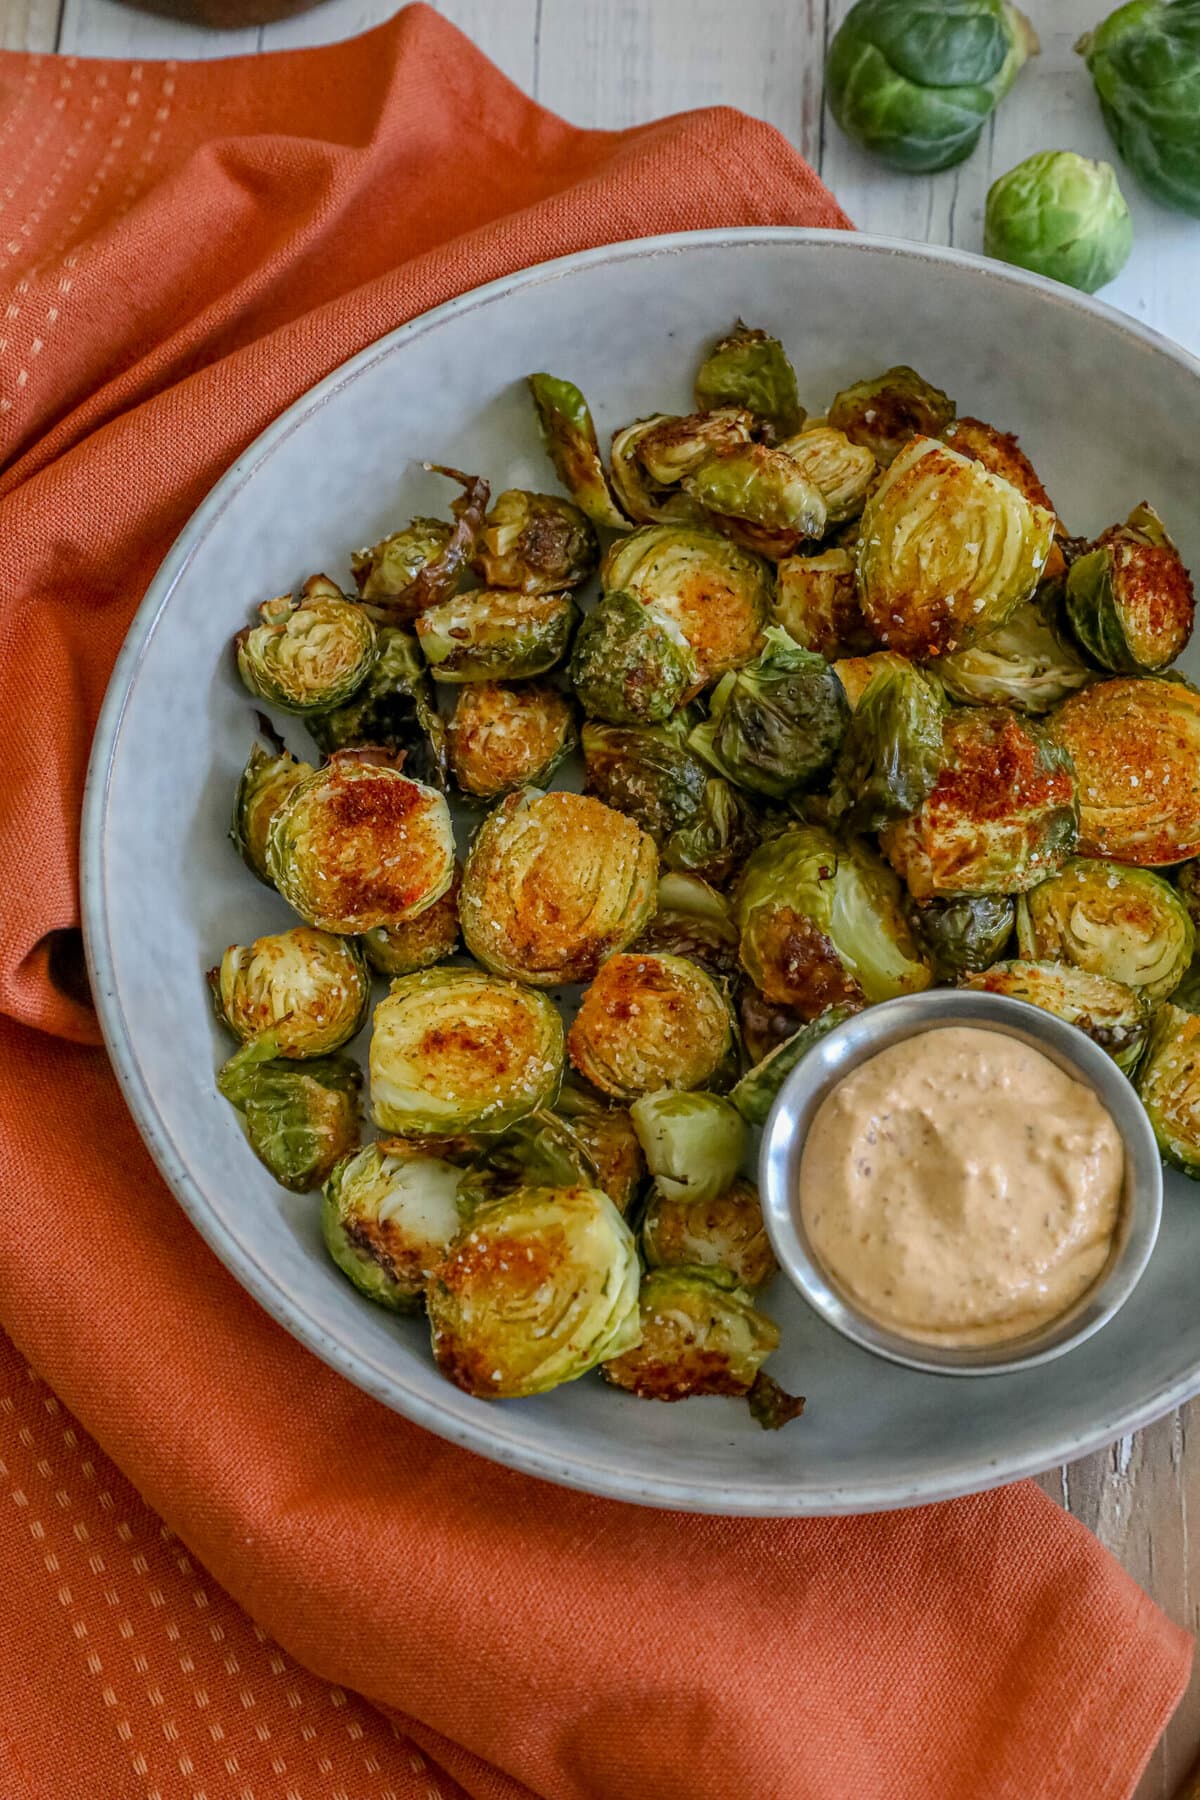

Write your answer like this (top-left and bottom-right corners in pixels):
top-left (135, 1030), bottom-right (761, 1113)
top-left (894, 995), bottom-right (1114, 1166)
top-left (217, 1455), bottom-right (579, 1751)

top-left (858, 436), bottom-right (1056, 659)
top-left (369, 966), bottom-right (564, 1137)
top-left (773, 548), bottom-right (874, 659)
top-left (827, 365), bottom-right (956, 466)
top-left (1078, 2), bottom-right (1200, 217)
top-left (938, 593), bottom-right (1093, 714)
top-left (216, 1037), bottom-right (361, 1192)
top-left (610, 411), bottom-right (753, 525)
top-left (831, 649), bottom-right (913, 711)
top-left (554, 1083), bottom-right (646, 1214)
top-left (229, 717), bottom-right (314, 886)
top-left (460, 789), bottom-right (659, 985)
top-left (734, 824), bottom-right (931, 1014)
top-left (322, 1140), bottom-right (463, 1312)
top-left (1048, 676), bottom-right (1200, 865)
top-left (662, 777), bottom-right (761, 888)
top-left (527, 373), bottom-right (630, 530)
top-left (427, 1184), bottom-right (641, 1397)
top-left (415, 588), bottom-right (577, 682)
top-left (961, 958), bottom-right (1149, 1072)
top-left (360, 865), bottom-right (462, 976)
top-left (472, 489), bottom-right (598, 593)
top-left (694, 322), bottom-right (805, 441)
top-left (209, 925), bottom-right (370, 1057)
top-left (601, 525), bottom-right (771, 688)
top-left (570, 589), bottom-right (698, 726)
top-left (880, 706), bottom-right (1077, 899)
top-left (827, 658), bottom-right (944, 835)
top-left (447, 681), bottom-right (576, 799)
top-left (985, 150), bottom-right (1133, 293)
top-left (629, 1089), bottom-right (746, 1204)
top-left (581, 716), bottom-right (708, 842)
top-left (351, 468), bottom-right (489, 622)
top-left (642, 1177), bottom-right (776, 1290)
top-left (826, 0), bottom-right (1038, 174)
top-left (631, 873), bottom-right (741, 980)
top-left (1137, 1003), bottom-right (1200, 1174)
top-left (776, 426), bottom-right (877, 523)
top-left (567, 952), bottom-right (736, 1100)
top-left (306, 625), bottom-right (448, 788)
top-left (236, 575), bottom-right (378, 715)
top-left (266, 749), bottom-right (456, 934)
top-left (1065, 503), bottom-right (1195, 674)
top-left (1017, 857), bottom-right (1194, 1002)
top-left (688, 626), bottom-right (850, 799)
top-left (907, 893), bottom-right (1015, 983)
top-left (684, 444), bottom-right (827, 560)
top-left (730, 1004), bottom-right (860, 1127)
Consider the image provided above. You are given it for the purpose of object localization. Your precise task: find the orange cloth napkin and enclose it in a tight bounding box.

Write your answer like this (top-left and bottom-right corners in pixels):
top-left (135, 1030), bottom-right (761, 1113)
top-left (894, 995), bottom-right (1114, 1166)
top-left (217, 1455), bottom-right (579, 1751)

top-left (0, 8), bottom-right (1191, 1797)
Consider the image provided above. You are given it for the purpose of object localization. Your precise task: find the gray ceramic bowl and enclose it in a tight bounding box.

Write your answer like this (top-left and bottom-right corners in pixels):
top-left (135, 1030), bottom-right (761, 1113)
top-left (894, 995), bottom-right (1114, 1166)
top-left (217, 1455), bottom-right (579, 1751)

top-left (759, 991), bottom-right (1163, 1377)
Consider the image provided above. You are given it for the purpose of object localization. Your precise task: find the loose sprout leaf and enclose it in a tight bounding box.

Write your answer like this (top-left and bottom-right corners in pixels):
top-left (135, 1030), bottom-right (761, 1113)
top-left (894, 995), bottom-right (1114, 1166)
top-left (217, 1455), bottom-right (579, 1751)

top-left (528, 373), bottom-right (630, 529)
top-left (747, 1371), bottom-right (807, 1432)
top-left (230, 727), bottom-right (314, 886)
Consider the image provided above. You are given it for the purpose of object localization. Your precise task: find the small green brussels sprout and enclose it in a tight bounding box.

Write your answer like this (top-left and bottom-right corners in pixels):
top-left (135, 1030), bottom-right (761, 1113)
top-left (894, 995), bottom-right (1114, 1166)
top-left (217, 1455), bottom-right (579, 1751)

top-left (831, 649), bottom-right (913, 711)
top-left (602, 525), bottom-right (771, 688)
top-left (631, 872), bottom-right (741, 981)
top-left (985, 150), bottom-right (1133, 293)
top-left (306, 625), bottom-right (448, 788)
top-left (266, 750), bottom-right (456, 934)
top-left (642, 1176), bottom-right (776, 1290)
top-left (858, 436), bottom-right (1056, 659)
top-left (447, 681), bottom-right (576, 799)
top-left (568, 952), bottom-right (736, 1101)
top-left (527, 373), bottom-right (630, 530)
top-left (1078, 2), bottom-right (1200, 218)
top-left (1137, 1002), bottom-right (1200, 1173)
top-left (1049, 677), bottom-right (1200, 865)
top-left (582, 715), bottom-right (707, 842)
top-left (826, 0), bottom-right (1038, 174)
top-left (554, 1082), bottom-right (646, 1214)
top-left (209, 926), bottom-right (370, 1058)
top-left (322, 1140), bottom-right (463, 1312)
top-left (777, 425), bottom-right (877, 524)
top-left (415, 588), bottom-right (577, 683)
top-left (235, 576), bottom-right (377, 715)
top-left (938, 593), bottom-right (1094, 714)
top-left (907, 893), bottom-right (1015, 983)
top-left (610, 411), bottom-right (750, 526)
top-left (427, 1184), bottom-right (641, 1397)
top-left (629, 1089), bottom-right (746, 1205)
top-left (570, 590), bottom-right (698, 726)
top-left (351, 468), bottom-right (489, 622)
top-left (661, 776), bottom-right (761, 888)
top-left (827, 659), bottom-right (944, 835)
top-left (1017, 858), bottom-right (1194, 1002)
top-left (730, 1005), bottom-right (861, 1127)
top-left (694, 321), bottom-right (804, 441)
top-left (217, 1037), bottom-right (361, 1192)
top-left (461, 788), bottom-right (659, 986)
top-left (472, 489), bottom-right (598, 594)
top-left (736, 824), bottom-right (931, 1014)
top-left (688, 626), bottom-right (850, 799)
top-left (229, 716), bottom-right (315, 886)
top-left (1065, 503), bottom-right (1195, 675)
top-left (360, 866), bottom-right (462, 977)
top-left (881, 706), bottom-right (1078, 899)
top-left (684, 444), bottom-right (827, 560)
top-left (962, 959), bottom-right (1149, 1072)
top-left (773, 548), bottom-right (874, 660)
top-left (828, 366), bottom-right (956, 466)
top-left (370, 965), bottom-right (564, 1137)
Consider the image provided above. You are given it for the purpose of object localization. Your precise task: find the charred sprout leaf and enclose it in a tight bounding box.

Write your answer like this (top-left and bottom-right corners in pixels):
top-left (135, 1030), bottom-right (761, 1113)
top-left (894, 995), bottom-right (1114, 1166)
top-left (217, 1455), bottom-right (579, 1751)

top-left (688, 626), bottom-right (850, 799)
top-left (661, 777), bottom-right (761, 888)
top-left (746, 1371), bottom-right (807, 1431)
top-left (773, 548), bottom-right (875, 659)
top-left (448, 682), bottom-right (576, 799)
top-left (602, 1266), bottom-right (780, 1403)
top-left (1017, 857), bottom-right (1194, 1002)
top-left (350, 468), bottom-right (489, 624)
top-left (527, 373), bottom-right (630, 530)
top-left (642, 1175), bottom-right (776, 1290)
top-left (631, 872), bottom-right (741, 980)
top-left (473, 489), bottom-right (598, 593)
top-left (415, 588), bottom-right (577, 683)
top-left (828, 365), bottom-right (956, 465)
top-left (235, 576), bottom-right (377, 715)
top-left (209, 926), bottom-right (370, 1058)
top-left (230, 718), bottom-right (314, 886)
top-left (611, 412), bottom-right (745, 526)
top-left (827, 659), bottom-right (944, 834)
top-left (777, 425), bottom-right (877, 523)
top-left (694, 323), bottom-right (804, 441)
top-left (629, 1090), bottom-right (746, 1205)
top-left (553, 1083), bottom-right (646, 1215)
top-left (570, 589), bottom-right (698, 726)
top-left (1065, 503), bottom-right (1195, 674)
top-left (602, 525), bottom-right (771, 688)
top-left (1048, 677), bottom-right (1200, 865)
top-left (1078, 3), bottom-right (1200, 218)
top-left (360, 866), bottom-right (462, 976)
top-left (730, 1004), bottom-right (861, 1126)
top-left (985, 150), bottom-right (1133, 293)
top-left (938, 592), bottom-right (1093, 714)
top-left (322, 1141), bottom-right (462, 1312)
top-left (306, 625), bottom-right (448, 788)
top-left (568, 952), bottom-right (736, 1101)
top-left (684, 444), bottom-right (827, 560)
top-left (217, 1038), bottom-right (361, 1193)
top-left (581, 715), bottom-right (708, 841)
top-left (907, 893), bottom-right (1015, 982)
top-left (1138, 1003), bottom-right (1200, 1175)
top-left (962, 959), bottom-right (1149, 1073)
top-left (737, 982), bottom-right (808, 1066)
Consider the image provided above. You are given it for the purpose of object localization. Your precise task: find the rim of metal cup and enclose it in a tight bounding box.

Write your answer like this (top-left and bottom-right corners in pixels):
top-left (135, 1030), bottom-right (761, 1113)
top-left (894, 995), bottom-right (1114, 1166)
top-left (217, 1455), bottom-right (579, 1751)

top-left (758, 990), bottom-right (1163, 1377)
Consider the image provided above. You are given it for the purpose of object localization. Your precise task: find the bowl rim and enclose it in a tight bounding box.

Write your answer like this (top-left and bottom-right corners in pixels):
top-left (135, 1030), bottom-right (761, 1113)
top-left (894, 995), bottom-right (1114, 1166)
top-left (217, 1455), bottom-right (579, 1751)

top-left (80, 225), bottom-right (1200, 1515)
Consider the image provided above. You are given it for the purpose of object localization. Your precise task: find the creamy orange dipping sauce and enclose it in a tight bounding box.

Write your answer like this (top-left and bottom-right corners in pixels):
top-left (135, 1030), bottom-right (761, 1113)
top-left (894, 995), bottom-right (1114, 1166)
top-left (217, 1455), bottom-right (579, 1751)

top-left (798, 1026), bottom-right (1124, 1348)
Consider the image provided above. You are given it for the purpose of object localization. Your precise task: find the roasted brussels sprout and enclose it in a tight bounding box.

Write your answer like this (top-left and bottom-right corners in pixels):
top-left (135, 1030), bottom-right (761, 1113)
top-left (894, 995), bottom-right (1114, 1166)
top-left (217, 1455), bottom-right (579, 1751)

top-left (230, 717), bottom-right (314, 886)
top-left (527, 373), bottom-right (630, 530)
top-left (360, 866), bottom-right (462, 976)
top-left (581, 716), bottom-right (708, 842)
top-left (235, 576), bottom-right (378, 715)
top-left (828, 366), bottom-right (956, 466)
top-left (938, 594), bottom-right (1093, 714)
top-left (554, 1083), bottom-right (646, 1214)
top-left (985, 150), bottom-right (1133, 293)
top-left (827, 659), bottom-right (944, 834)
top-left (1172, 957), bottom-right (1200, 1015)
top-left (1017, 858), bottom-right (1194, 1002)
top-left (661, 777), bottom-right (761, 888)
top-left (306, 625), bottom-right (447, 787)
top-left (826, 0), bottom-right (1038, 174)
top-left (942, 416), bottom-right (1059, 516)
top-left (266, 750), bottom-right (456, 933)
top-left (460, 788), bottom-right (658, 985)
top-left (1065, 504), bottom-right (1195, 675)
top-left (631, 872), bottom-right (740, 979)
top-left (322, 1140), bottom-right (463, 1312)
top-left (472, 489), bottom-right (598, 593)
top-left (427, 1185), bottom-right (641, 1397)
top-left (773, 548), bottom-right (874, 659)
top-left (569, 589), bottom-right (698, 726)
top-left (694, 322), bottom-right (804, 441)
top-left (610, 411), bottom-right (753, 525)
top-left (907, 893), bottom-right (1015, 982)
top-left (737, 981), bottom-right (808, 1067)
top-left (777, 426), bottom-right (877, 524)
top-left (415, 588), bottom-right (577, 683)
top-left (735, 824), bottom-right (931, 1013)
top-left (962, 959), bottom-right (1149, 1072)
top-left (629, 1089), bottom-right (746, 1205)
top-left (454, 1109), bottom-right (596, 1217)
top-left (1048, 677), bottom-right (1200, 865)
top-left (1178, 859), bottom-right (1200, 930)
top-left (351, 468), bottom-right (489, 621)
top-left (602, 525), bottom-right (771, 687)
top-left (880, 706), bottom-right (1077, 899)
top-left (217, 1038), bottom-right (361, 1192)
top-left (567, 953), bottom-right (735, 1100)
top-left (643, 1177), bottom-right (775, 1290)
top-left (602, 1267), bottom-right (788, 1411)
top-left (688, 627), bottom-right (850, 799)
top-left (831, 650), bottom-right (913, 711)
top-left (209, 926), bottom-right (370, 1058)
top-left (1137, 1003), bottom-right (1200, 1174)
top-left (684, 444), bottom-right (827, 559)
top-left (370, 966), bottom-right (564, 1137)
top-left (447, 682), bottom-right (576, 799)
top-left (730, 1004), bottom-right (860, 1127)
top-left (1078, 3), bottom-right (1200, 218)
top-left (858, 436), bottom-right (1056, 659)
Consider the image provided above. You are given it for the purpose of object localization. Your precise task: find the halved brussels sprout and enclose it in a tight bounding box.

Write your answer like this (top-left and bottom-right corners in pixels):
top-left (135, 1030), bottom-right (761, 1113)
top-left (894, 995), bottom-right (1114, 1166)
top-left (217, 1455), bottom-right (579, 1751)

top-left (1065, 503), bottom-right (1195, 674)
top-left (1017, 858), bottom-right (1194, 1002)
top-left (735, 824), bottom-right (931, 1014)
top-left (351, 468), bottom-right (489, 622)
top-left (662, 778), bottom-right (761, 888)
top-left (360, 865), bottom-right (462, 976)
top-left (688, 627), bottom-right (850, 799)
top-left (230, 717), bottom-right (314, 886)
top-left (266, 750), bottom-right (456, 933)
top-left (235, 576), bottom-right (378, 715)
top-left (631, 873), bottom-right (740, 980)
top-left (1178, 859), bottom-right (1200, 931)
top-left (322, 1140), bottom-right (463, 1312)
top-left (827, 659), bottom-right (943, 834)
top-left (730, 1004), bottom-right (860, 1127)
top-left (831, 650), bottom-right (913, 710)
top-left (610, 411), bottom-right (750, 525)
top-left (554, 1083), bottom-right (646, 1214)
top-left (415, 588), bottom-right (577, 683)
top-left (907, 893), bottom-right (1015, 982)
top-left (773, 549), bottom-right (874, 659)
top-left (880, 706), bottom-right (1077, 899)
top-left (1173, 958), bottom-right (1200, 1015)
top-left (602, 1267), bottom-right (792, 1417)
top-left (943, 417), bottom-right (1068, 582)
top-left (217, 1038), bottom-right (362, 1192)
top-left (777, 425), bottom-right (877, 523)
top-left (209, 926), bottom-right (370, 1058)
top-left (1137, 1004), bottom-right (1200, 1175)
top-left (629, 1089), bottom-right (746, 1205)
top-left (567, 953), bottom-right (735, 1101)
top-left (456, 1109), bottom-right (598, 1215)
top-left (460, 788), bottom-right (659, 985)
top-left (962, 959), bottom-right (1149, 1073)
top-left (306, 625), bottom-right (448, 788)
top-left (370, 966), bottom-right (564, 1137)
top-left (828, 365), bottom-right (956, 465)
top-left (447, 681), bottom-right (575, 799)
top-left (1048, 677), bottom-right (1200, 865)
top-left (985, 150), bottom-right (1133, 294)
top-left (527, 373), bottom-right (630, 531)
top-left (938, 593), bottom-right (1093, 714)
top-left (427, 1184), bottom-right (641, 1397)
top-left (570, 589), bottom-right (698, 726)
top-left (684, 444), bottom-right (827, 560)
top-left (694, 322), bottom-right (804, 441)
top-left (643, 1176), bottom-right (775, 1290)
top-left (472, 489), bottom-right (598, 594)
top-left (581, 716), bottom-right (708, 842)
top-left (858, 436), bottom-right (1056, 659)
top-left (602, 525), bottom-right (771, 688)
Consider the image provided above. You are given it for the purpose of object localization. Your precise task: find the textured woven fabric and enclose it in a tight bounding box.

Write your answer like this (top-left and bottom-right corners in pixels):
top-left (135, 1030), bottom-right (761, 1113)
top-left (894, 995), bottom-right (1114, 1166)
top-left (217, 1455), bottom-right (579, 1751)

top-left (0, 8), bottom-right (1190, 1798)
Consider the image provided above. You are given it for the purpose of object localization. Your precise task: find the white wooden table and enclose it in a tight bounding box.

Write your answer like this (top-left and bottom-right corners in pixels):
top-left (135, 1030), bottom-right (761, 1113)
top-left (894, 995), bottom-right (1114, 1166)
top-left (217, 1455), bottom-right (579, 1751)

top-left (2, 0), bottom-right (1197, 1790)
